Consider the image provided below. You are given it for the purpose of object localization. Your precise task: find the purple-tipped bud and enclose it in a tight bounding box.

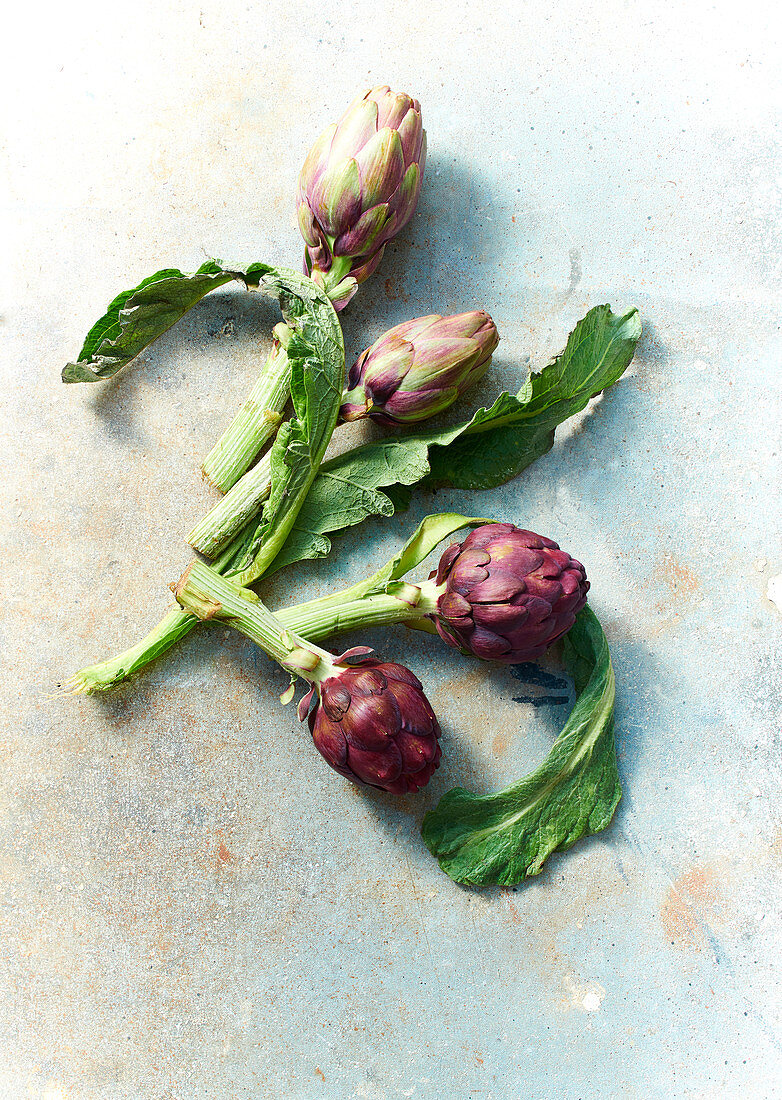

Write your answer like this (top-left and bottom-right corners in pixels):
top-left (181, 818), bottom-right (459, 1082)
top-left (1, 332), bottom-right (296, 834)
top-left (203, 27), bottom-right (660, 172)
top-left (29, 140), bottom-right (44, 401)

top-left (297, 86), bottom-right (426, 306)
top-left (432, 524), bottom-right (590, 663)
top-left (308, 659), bottom-right (441, 795)
top-left (340, 311), bottom-right (499, 426)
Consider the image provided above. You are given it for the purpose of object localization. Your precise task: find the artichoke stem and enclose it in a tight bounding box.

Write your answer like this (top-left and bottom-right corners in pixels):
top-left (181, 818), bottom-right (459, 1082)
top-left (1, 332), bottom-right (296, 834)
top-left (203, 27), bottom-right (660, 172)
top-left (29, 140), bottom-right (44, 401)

top-left (200, 338), bottom-right (292, 492)
top-left (276, 579), bottom-right (442, 641)
top-left (187, 450), bottom-right (274, 559)
top-left (173, 559), bottom-right (335, 683)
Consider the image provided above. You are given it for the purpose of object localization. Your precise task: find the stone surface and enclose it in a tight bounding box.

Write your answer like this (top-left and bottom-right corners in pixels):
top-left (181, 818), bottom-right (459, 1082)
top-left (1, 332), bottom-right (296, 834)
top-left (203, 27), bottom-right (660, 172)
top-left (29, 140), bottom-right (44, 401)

top-left (2, 1), bottom-right (781, 1097)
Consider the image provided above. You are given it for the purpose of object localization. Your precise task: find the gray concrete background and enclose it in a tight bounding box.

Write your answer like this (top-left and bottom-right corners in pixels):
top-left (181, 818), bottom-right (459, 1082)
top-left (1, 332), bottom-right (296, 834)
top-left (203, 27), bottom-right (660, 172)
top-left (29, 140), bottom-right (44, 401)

top-left (2, 1), bottom-right (781, 1097)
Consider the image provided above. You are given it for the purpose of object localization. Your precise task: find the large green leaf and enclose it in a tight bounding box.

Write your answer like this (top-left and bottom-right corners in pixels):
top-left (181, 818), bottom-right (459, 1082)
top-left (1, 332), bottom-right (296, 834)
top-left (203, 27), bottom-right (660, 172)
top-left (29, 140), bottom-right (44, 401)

top-left (263, 436), bottom-right (433, 576)
top-left (259, 305), bottom-right (641, 573)
top-left (62, 260), bottom-right (273, 382)
top-left (424, 304), bottom-right (642, 489)
top-left (421, 605), bottom-right (621, 887)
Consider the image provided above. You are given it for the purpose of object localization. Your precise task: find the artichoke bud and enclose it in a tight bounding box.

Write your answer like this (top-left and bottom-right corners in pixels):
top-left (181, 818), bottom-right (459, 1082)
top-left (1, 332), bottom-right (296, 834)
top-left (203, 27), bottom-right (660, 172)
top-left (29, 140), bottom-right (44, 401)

top-left (431, 524), bottom-right (590, 663)
top-left (340, 311), bottom-right (499, 426)
top-left (297, 86), bottom-right (426, 308)
top-left (307, 659), bottom-right (441, 794)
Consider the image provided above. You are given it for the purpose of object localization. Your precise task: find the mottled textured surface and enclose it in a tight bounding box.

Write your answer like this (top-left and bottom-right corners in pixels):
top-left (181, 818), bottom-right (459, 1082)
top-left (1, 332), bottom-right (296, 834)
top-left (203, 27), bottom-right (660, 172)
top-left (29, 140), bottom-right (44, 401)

top-left (2, 1), bottom-right (781, 1097)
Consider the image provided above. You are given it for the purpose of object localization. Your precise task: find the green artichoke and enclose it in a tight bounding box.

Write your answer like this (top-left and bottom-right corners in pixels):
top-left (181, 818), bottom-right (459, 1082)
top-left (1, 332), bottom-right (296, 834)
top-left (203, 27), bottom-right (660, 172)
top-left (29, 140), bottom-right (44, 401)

top-left (297, 86), bottom-right (426, 308)
top-left (340, 311), bottom-right (499, 426)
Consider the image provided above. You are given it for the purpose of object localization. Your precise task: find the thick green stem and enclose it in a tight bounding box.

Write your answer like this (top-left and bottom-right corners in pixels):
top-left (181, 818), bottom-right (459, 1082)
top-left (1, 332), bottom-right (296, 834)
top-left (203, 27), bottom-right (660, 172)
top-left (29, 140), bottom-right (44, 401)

top-left (320, 254), bottom-right (353, 292)
top-left (187, 407), bottom-right (368, 560)
top-left (200, 333), bottom-right (291, 491)
top-left (174, 559), bottom-right (334, 682)
top-left (66, 529), bottom-right (245, 692)
top-left (67, 567), bottom-right (443, 695)
top-left (187, 451), bottom-right (273, 558)
top-left (277, 582), bottom-right (440, 639)
top-left (67, 272), bottom-right (366, 695)
top-left (66, 477), bottom-right (300, 694)
top-left (66, 530), bottom-right (242, 693)
top-left (175, 566), bottom-right (442, 656)
top-left (200, 266), bottom-right (355, 495)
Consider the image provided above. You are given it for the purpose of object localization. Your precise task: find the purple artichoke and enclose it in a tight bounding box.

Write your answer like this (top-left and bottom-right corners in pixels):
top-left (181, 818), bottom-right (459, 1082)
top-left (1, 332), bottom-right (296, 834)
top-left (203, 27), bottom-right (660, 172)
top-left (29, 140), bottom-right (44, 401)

top-left (308, 660), bottom-right (441, 795)
top-left (297, 86), bottom-right (426, 306)
top-left (340, 311), bottom-right (499, 426)
top-left (432, 524), bottom-right (589, 663)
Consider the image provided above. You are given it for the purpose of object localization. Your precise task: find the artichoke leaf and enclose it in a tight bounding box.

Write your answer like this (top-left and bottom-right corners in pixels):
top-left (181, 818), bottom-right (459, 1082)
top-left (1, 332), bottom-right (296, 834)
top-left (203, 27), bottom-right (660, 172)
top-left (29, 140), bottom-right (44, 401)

top-left (62, 260), bottom-right (274, 382)
top-left (421, 606), bottom-right (621, 887)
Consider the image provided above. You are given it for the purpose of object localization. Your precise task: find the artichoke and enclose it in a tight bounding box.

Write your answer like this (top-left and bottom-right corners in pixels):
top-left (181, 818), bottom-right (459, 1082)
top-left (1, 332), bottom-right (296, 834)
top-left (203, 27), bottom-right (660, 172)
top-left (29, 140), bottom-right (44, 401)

top-left (297, 86), bottom-right (426, 307)
top-left (340, 311), bottom-right (499, 426)
top-left (308, 659), bottom-right (441, 794)
top-left (432, 523), bottom-right (589, 662)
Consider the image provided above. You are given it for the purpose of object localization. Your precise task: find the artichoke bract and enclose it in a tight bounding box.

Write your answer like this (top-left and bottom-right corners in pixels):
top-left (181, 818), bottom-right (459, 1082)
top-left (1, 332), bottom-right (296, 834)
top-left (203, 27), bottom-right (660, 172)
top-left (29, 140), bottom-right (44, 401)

top-left (340, 311), bottom-right (499, 426)
top-left (432, 524), bottom-right (589, 663)
top-left (297, 86), bottom-right (426, 308)
top-left (308, 659), bottom-right (441, 794)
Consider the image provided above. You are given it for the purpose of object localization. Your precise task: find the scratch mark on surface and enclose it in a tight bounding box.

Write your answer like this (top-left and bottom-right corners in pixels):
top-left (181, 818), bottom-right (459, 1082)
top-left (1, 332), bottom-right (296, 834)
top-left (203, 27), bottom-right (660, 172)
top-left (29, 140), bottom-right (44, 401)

top-left (553, 248), bottom-right (583, 306)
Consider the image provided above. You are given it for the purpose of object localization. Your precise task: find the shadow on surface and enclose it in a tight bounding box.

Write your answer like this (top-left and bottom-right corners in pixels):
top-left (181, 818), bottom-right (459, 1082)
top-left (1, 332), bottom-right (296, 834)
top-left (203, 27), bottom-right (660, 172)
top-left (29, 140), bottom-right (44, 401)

top-left (344, 155), bottom-right (516, 359)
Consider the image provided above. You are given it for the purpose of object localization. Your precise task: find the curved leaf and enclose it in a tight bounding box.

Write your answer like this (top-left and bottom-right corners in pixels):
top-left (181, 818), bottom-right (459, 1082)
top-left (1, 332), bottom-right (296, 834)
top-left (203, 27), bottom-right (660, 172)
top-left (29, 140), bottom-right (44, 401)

top-left (62, 260), bottom-right (273, 382)
top-left (421, 606), bottom-right (621, 887)
top-left (423, 305), bottom-right (641, 489)
top-left (384, 513), bottom-right (490, 584)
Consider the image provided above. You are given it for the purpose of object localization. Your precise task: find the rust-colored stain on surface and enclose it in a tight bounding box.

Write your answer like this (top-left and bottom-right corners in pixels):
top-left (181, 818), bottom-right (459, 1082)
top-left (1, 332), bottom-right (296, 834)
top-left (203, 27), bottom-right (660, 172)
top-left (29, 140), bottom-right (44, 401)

top-left (659, 552), bottom-right (700, 597)
top-left (383, 276), bottom-right (410, 303)
top-left (434, 667), bottom-right (495, 705)
top-left (492, 732), bottom-right (509, 755)
top-left (505, 897), bottom-right (523, 925)
top-left (216, 842), bottom-right (234, 865)
top-left (661, 864), bottom-right (720, 950)
top-left (652, 551), bottom-right (701, 619)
